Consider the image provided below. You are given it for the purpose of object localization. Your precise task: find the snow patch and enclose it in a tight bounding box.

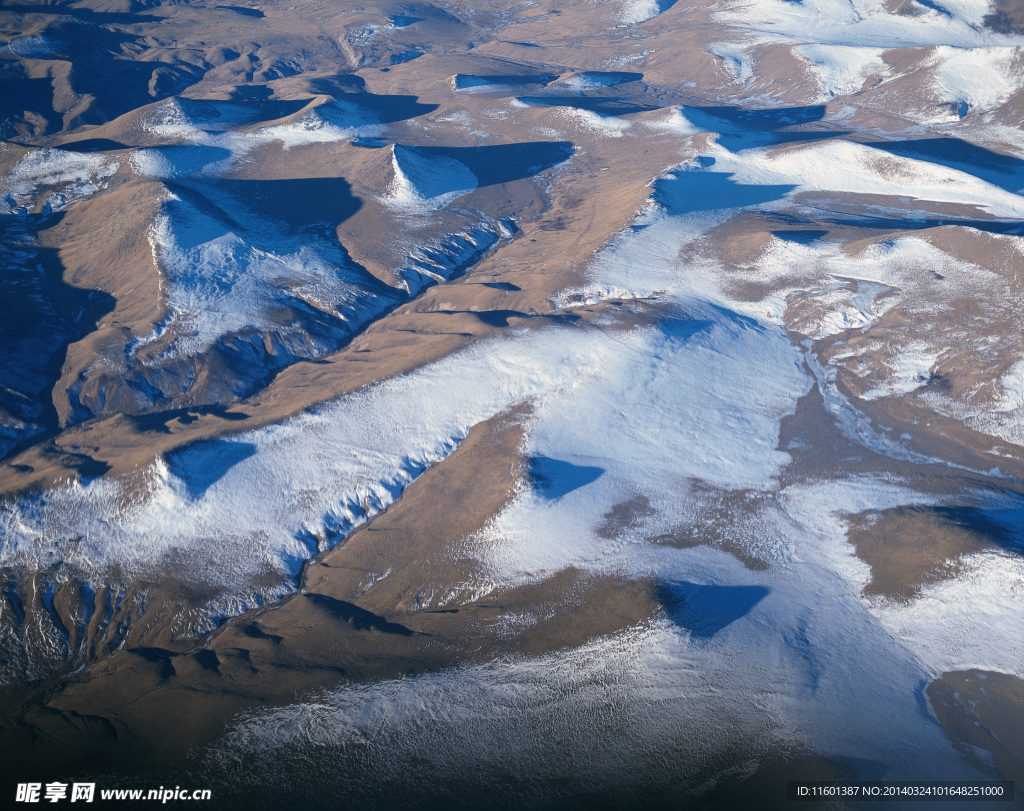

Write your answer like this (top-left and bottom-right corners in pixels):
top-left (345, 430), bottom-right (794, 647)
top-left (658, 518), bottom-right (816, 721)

top-left (997, 361), bottom-right (1024, 411)
top-left (645, 107), bottom-right (704, 136)
top-left (931, 46), bottom-right (1022, 116)
top-left (6, 36), bottom-right (55, 58)
top-left (558, 108), bottom-right (632, 137)
top-left (873, 547), bottom-right (1024, 678)
top-left (703, 138), bottom-right (1024, 220)
top-left (0, 328), bottom-right (619, 607)
top-left (709, 42), bottom-right (754, 83)
top-left (139, 98), bottom-right (382, 178)
top-left (384, 145), bottom-right (478, 212)
top-left (209, 617), bottom-right (802, 800)
top-left (860, 343), bottom-right (941, 400)
top-left (1, 148), bottom-right (118, 210)
top-left (717, 0), bottom-right (1020, 50)
top-left (795, 43), bottom-right (890, 99)
top-left (210, 474), bottom-right (1009, 795)
top-left (473, 310), bottom-right (808, 585)
top-left (620, 0), bottom-right (662, 25)
top-left (146, 205), bottom-right (379, 356)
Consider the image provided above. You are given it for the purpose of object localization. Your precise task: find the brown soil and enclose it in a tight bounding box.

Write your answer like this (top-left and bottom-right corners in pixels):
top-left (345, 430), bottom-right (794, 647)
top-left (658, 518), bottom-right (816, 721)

top-left (0, 402), bottom-right (660, 771)
top-left (848, 506), bottom-right (1000, 602)
top-left (928, 669), bottom-right (1024, 786)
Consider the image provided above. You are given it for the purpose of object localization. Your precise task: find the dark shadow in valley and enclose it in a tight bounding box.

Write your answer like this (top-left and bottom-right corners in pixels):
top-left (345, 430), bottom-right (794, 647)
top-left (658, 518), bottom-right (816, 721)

top-left (656, 314), bottom-right (716, 343)
top-left (59, 138), bottom-right (129, 152)
top-left (915, 0), bottom-right (954, 16)
top-left (160, 180), bottom-right (248, 237)
top-left (0, 16), bottom-right (211, 128)
top-left (683, 104), bottom-right (843, 150)
top-left (453, 73), bottom-right (559, 90)
top-left (126, 404), bottom-right (249, 435)
top-left (688, 104), bottom-right (827, 128)
top-left (566, 71), bottom-right (645, 86)
top-left (772, 229), bottom-right (830, 243)
top-left (164, 439), bottom-right (257, 500)
top-left (389, 50), bottom-right (423, 65)
top-left (305, 77), bottom-right (438, 124)
top-left (732, 206), bottom-right (1024, 239)
top-left (647, 0), bottom-right (681, 14)
top-left (527, 455), bottom-right (604, 500)
top-left (407, 142), bottom-right (574, 187)
top-left (864, 137), bottom-right (1024, 194)
top-left (434, 310), bottom-right (579, 328)
top-left (468, 309), bottom-right (533, 327)
top-left (172, 97), bottom-right (312, 128)
top-left (322, 90), bottom-right (437, 124)
top-left (754, 209), bottom-right (1024, 242)
top-left (218, 177), bottom-right (364, 234)
top-left (163, 175), bottom-right (364, 244)
top-left (653, 163), bottom-right (798, 214)
top-left (658, 580), bottom-right (769, 639)
top-left (390, 14), bottom-right (423, 27)
top-left (921, 504), bottom-right (1024, 557)
top-left (136, 144), bottom-right (232, 178)
top-left (303, 594), bottom-right (417, 636)
top-left (0, 210), bottom-right (116, 459)
top-left (0, 3), bottom-right (163, 25)
top-left (820, 212), bottom-right (1024, 237)
top-left (302, 74), bottom-right (369, 95)
top-left (516, 95), bottom-right (660, 116)
top-left (216, 4), bottom-right (265, 17)
top-left (0, 64), bottom-right (61, 138)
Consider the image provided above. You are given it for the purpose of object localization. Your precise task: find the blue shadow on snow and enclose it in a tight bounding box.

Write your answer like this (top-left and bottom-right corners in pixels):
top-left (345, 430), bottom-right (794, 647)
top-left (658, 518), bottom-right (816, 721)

top-left (654, 161), bottom-right (798, 215)
top-left (164, 438), bottom-right (257, 499)
top-left (659, 580), bottom-right (769, 639)
top-left (528, 456), bottom-right (604, 500)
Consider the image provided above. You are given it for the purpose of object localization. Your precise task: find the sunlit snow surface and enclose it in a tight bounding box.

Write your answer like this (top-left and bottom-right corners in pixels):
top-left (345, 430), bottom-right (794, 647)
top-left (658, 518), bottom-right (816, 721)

top-left (1, 330), bottom-right (618, 600)
top-left (711, 0), bottom-right (1024, 128)
top-left (383, 144), bottom-right (478, 212)
top-left (795, 43), bottom-right (890, 99)
top-left (617, 0), bottom-right (675, 25)
top-left (1, 148), bottom-right (119, 211)
top-left (143, 202), bottom-right (386, 356)
top-left (717, 0), bottom-right (1015, 48)
top-left (214, 93), bottom-right (1024, 790)
top-left (208, 606), bottom-right (978, 804)
top-left (138, 97), bottom-right (383, 174)
top-left (7, 98), bottom-right (1024, 794)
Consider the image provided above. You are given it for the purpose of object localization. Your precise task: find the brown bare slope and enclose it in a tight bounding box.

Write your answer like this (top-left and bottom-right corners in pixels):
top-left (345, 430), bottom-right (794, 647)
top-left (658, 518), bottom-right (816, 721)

top-left (928, 669), bottom-right (1024, 787)
top-left (0, 404), bottom-right (658, 771)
